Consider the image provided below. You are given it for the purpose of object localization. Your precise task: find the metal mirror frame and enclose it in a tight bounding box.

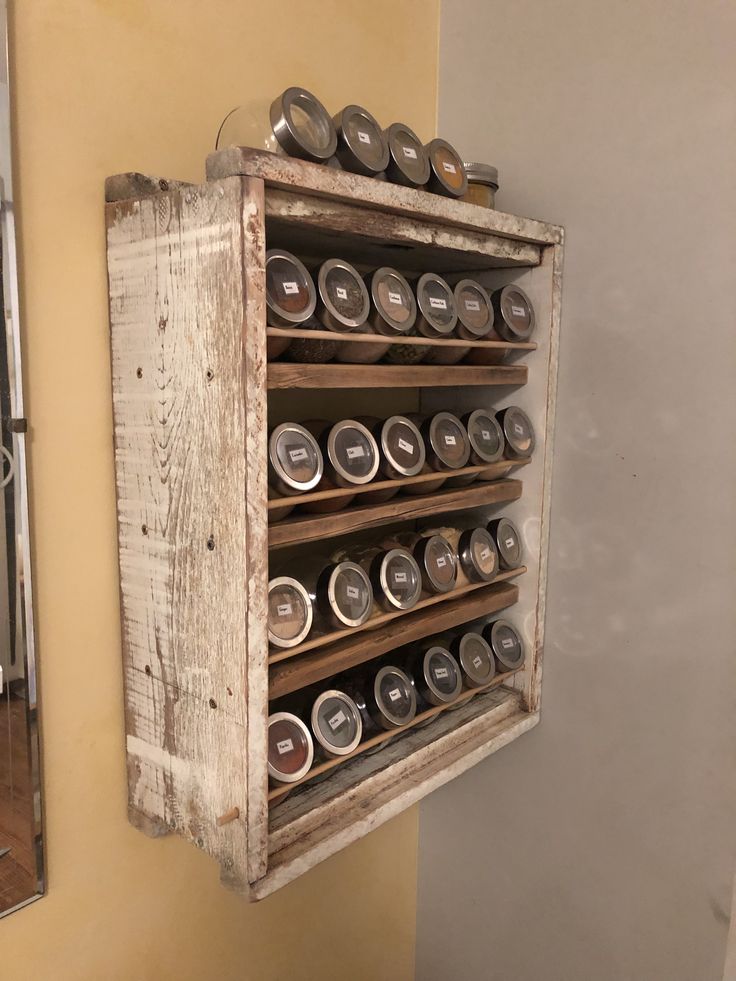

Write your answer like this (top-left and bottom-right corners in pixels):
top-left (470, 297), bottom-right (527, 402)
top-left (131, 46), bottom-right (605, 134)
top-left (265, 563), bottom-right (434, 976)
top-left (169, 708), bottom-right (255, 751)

top-left (0, 0), bottom-right (44, 917)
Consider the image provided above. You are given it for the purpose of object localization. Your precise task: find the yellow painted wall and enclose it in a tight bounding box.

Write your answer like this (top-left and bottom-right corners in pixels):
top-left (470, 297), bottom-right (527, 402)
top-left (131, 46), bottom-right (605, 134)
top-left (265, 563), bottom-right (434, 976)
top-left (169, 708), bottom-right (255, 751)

top-left (3, 2), bottom-right (438, 978)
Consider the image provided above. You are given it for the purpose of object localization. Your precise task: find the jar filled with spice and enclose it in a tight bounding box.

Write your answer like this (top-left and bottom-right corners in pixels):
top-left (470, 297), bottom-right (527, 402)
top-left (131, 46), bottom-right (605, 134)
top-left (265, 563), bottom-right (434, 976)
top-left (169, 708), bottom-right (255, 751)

top-left (483, 619), bottom-right (525, 673)
top-left (265, 249), bottom-right (316, 360)
top-left (384, 122), bottom-right (431, 187)
top-left (267, 576), bottom-right (313, 650)
top-left (267, 422), bottom-right (323, 521)
top-left (289, 257), bottom-right (369, 363)
top-left (487, 516), bottom-right (524, 570)
top-left (301, 418), bottom-right (379, 513)
top-left (333, 104), bottom-right (390, 177)
top-left (461, 163), bottom-right (500, 209)
top-left (336, 267), bottom-right (417, 365)
top-left (496, 405), bottom-right (536, 459)
top-left (267, 711), bottom-right (314, 786)
top-left (424, 138), bottom-right (468, 198)
top-left (310, 690), bottom-right (363, 760)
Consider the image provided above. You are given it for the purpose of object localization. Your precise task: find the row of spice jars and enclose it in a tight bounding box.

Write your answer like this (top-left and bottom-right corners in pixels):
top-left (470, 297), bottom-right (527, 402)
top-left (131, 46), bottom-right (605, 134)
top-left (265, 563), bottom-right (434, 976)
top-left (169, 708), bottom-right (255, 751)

top-left (218, 87), bottom-right (494, 201)
top-left (266, 250), bottom-right (536, 365)
top-left (268, 619), bottom-right (526, 786)
top-left (268, 408), bottom-right (535, 520)
top-left (267, 514), bottom-right (524, 650)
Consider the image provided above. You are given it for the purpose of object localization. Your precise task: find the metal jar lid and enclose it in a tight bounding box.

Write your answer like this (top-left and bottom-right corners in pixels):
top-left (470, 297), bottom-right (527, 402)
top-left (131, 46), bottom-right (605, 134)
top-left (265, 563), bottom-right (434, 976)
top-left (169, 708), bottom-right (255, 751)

top-left (267, 712), bottom-right (314, 784)
top-left (333, 104), bottom-right (390, 176)
top-left (452, 632), bottom-right (495, 688)
top-left (426, 412), bottom-right (471, 469)
top-left (417, 646), bottom-right (462, 705)
top-left (454, 280), bottom-right (494, 338)
top-left (415, 534), bottom-right (457, 593)
top-left (384, 122), bottom-right (431, 187)
top-left (497, 406), bottom-right (536, 458)
top-left (379, 415), bottom-right (426, 478)
top-left (316, 258), bottom-right (370, 332)
top-left (324, 561), bottom-right (373, 627)
top-left (488, 516), bottom-right (524, 569)
top-left (368, 267), bottom-right (417, 335)
top-left (373, 665), bottom-right (417, 728)
top-left (327, 419), bottom-right (380, 484)
top-left (458, 528), bottom-right (499, 583)
top-left (463, 162), bottom-right (499, 190)
top-left (267, 577), bottom-right (313, 648)
top-left (268, 423), bottom-right (323, 494)
top-left (486, 619), bottom-right (525, 672)
top-left (266, 249), bottom-right (316, 327)
top-left (463, 409), bottom-right (506, 464)
top-left (269, 87), bottom-right (337, 162)
top-left (425, 138), bottom-right (468, 197)
top-left (372, 548), bottom-right (422, 611)
top-left (311, 690), bottom-right (363, 757)
top-left (416, 273), bottom-right (458, 337)
top-left (491, 284), bottom-right (536, 341)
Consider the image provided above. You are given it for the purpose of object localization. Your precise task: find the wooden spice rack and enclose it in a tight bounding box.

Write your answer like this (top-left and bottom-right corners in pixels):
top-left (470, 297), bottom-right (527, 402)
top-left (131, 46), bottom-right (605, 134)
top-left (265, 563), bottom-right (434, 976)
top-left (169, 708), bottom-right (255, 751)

top-left (105, 148), bottom-right (563, 901)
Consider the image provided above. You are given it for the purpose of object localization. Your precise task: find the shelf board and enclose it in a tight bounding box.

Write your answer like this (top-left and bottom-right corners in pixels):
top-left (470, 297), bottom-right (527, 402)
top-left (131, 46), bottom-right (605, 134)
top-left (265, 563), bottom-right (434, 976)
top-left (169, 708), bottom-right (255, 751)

top-left (267, 361), bottom-right (527, 390)
top-left (268, 670), bottom-right (523, 803)
top-left (267, 326), bottom-right (537, 353)
top-left (268, 579), bottom-right (519, 700)
top-left (269, 566), bottom-right (526, 665)
top-left (268, 477), bottom-right (523, 548)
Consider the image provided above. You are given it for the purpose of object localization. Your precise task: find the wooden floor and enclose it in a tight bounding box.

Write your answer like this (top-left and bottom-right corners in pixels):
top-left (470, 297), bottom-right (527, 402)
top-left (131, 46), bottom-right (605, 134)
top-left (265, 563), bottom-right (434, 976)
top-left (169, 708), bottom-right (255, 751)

top-left (0, 691), bottom-right (37, 911)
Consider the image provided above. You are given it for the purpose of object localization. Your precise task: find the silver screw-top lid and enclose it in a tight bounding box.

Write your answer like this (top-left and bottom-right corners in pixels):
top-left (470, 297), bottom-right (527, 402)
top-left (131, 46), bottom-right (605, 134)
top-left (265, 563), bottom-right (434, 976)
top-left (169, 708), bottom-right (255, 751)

top-left (487, 619), bottom-right (525, 672)
top-left (463, 162), bottom-right (499, 189)
top-left (425, 138), bottom-right (468, 197)
top-left (427, 412), bottom-right (471, 469)
top-left (453, 632), bottom-right (495, 687)
top-left (316, 258), bottom-right (370, 331)
top-left (497, 405), bottom-right (535, 458)
top-left (419, 646), bottom-right (463, 704)
top-left (311, 690), bottom-right (363, 756)
top-left (416, 273), bottom-right (458, 336)
top-left (489, 516), bottom-right (523, 569)
top-left (492, 284), bottom-right (536, 341)
top-left (325, 561), bottom-right (373, 627)
top-left (380, 415), bottom-right (426, 477)
top-left (373, 666), bottom-right (417, 727)
top-left (464, 409), bottom-right (506, 464)
top-left (269, 87), bottom-right (337, 162)
top-left (327, 419), bottom-right (380, 484)
top-left (333, 104), bottom-right (390, 175)
top-left (454, 280), bottom-right (494, 337)
top-left (368, 267), bottom-right (417, 335)
top-left (268, 423), bottom-right (323, 493)
top-left (376, 548), bottom-right (422, 611)
top-left (267, 577), bottom-right (313, 648)
top-left (458, 527), bottom-right (499, 582)
top-left (267, 712), bottom-right (314, 783)
top-left (385, 122), bottom-right (431, 186)
top-left (415, 534), bottom-right (458, 593)
top-left (265, 249), bottom-right (316, 326)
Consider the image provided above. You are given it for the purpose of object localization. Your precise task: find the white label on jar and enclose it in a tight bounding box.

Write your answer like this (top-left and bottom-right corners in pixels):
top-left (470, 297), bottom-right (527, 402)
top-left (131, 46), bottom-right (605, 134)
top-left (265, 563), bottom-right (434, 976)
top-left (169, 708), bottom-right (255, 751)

top-left (288, 447), bottom-right (309, 463)
top-left (336, 286), bottom-right (348, 300)
top-left (388, 290), bottom-right (403, 305)
top-left (328, 709), bottom-right (347, 731)
top-left (501, 637), bottom-right (515, 650)
top-left (388, 688), bottom-right (402, 702)
top-left (358, 130), bottom-right (371, 144)
top-left (393, 571), bottom-right (408, 584)
top-left (472, 656), bottom-right (483, 669)
top-left (444, 434), bottom-right (457, 446)
top-left (480, 547), bottom-right (491, 561)
top-left (282, 281), bottom-right (299, 295)
top-left (464, 299), bottom-right (481, 311)
top-left (346, 445), bottom-right (365, 460)
top-left (511, 304), bottom-right (527, 317)
top-left (505, 537), bottom-right (516, 549)
top-left (429, 297), bottom-right (448, 310)
top-left (346, 585), bottom-right (360, 600)
top-left (276, 739), bottom-right (294, 755)
top-left (514, 423), bottom-right (525, 436)
top-left (434, 666), bottom-right (449, 679)
top-left (442, 161), bottom-right (457, 174)
top-left (436, 556), bottom-right (447, 568)
top-left (397, 437), bottom-right (415, 454)
top-left (403, 146), bottom-right (418, 159)
top-left (276, 603), bottom-right (292, 617)
top-left (481, 429), bottom-right (491, 440)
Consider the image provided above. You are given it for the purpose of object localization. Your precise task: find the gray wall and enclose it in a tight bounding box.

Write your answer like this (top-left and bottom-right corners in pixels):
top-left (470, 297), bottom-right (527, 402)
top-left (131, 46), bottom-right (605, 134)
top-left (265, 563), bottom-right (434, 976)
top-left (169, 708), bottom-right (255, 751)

top-left (416, 2), bottom-right (736, 979)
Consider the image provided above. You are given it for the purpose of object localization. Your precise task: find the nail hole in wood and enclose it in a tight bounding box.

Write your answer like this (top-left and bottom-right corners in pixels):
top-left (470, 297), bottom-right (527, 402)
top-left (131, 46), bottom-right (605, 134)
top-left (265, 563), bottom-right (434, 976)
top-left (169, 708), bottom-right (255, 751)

top-left (209, 698), bottom-right (217, 709)
top-left (159, 179), bottom-right (169, 191)
top-left (206, 369), bottom-right (214, 382)
top-left (136, 367), bottom-right (143, 379)
top-left (226, 687), bottom-right (233, 696)
top-left (144, 665), bottom-right (151, 676)
top-left (207, 536), bottom-right (215, 551)
top-left (141, 524), bottom-right (148, 536)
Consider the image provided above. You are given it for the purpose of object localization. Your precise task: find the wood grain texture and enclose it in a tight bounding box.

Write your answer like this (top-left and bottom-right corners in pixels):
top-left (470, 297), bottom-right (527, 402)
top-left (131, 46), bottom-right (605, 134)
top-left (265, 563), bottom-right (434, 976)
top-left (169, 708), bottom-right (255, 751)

top-left (268, 581), bottom-right (519, 700)
top-left (268, 478), bottom-right (523, 548)
top-left (206, 147), bottom-right (563, 246)
top-left (107, 177), bottom-right (268, 888)
top-left (267, 361), bottom-right (528, 390)
top-left (105, 171), bottom-right (191, 202)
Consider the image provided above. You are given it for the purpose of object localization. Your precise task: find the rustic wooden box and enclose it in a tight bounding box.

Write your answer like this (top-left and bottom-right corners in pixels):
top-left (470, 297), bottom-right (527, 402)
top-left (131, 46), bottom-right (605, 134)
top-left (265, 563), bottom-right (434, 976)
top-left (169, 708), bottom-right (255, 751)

top-left (105, 150), bottom-right (563, 899)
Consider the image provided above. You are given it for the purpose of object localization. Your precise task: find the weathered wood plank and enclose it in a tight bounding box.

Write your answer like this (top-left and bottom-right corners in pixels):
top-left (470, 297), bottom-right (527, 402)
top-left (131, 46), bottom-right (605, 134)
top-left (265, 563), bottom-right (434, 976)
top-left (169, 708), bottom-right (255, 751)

top-left (267, 361), bottom-right (528, 390)
top-left (105, 171), bottom-right (191, 202)
top-left (207, 147), bottom-right (563, 246)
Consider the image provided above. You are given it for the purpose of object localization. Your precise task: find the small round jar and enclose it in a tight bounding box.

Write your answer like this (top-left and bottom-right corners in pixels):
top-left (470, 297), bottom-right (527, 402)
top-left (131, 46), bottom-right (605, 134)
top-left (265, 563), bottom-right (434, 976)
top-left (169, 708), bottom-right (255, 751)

top-left (268, 423), bottom-right (323, 496)
top-left (289, 258), bottom-right (369, 363)
top-left (424, 138), bottom-right (468, 198)
top-left (265, 250), bottom-right (316, 361)
top-left (424, 279), bottom-right (493, 366)
top-left (458, 527), bottom-right (500, 583)
top-left (491, 284), bottom-right (536, 342)
top-left (451, 632), bottom-right (496, 689)
top-left (413, 644), bottom-right (462, 707)
top-left (368, 666), bottom-right (417, 730)
top-left (415, 273), bottom-right (457, 341)
top-left (497, 406), bottom-right (536, 459)
top-left (310, 690), bottom-right (363, 759)
top-left (463, 409), bottom-right (506, 471)
top-left (384, 122), bottom-right (431, 187)
top-left (488, 516), bottom-right (524, 570)
top-left (461, 162), bottom-right (500, 209)
top-left (316, 560), bottom-right (373, 629)
top-left (321, 419), bottom-right (380, 486)
top-left (368, 547), bottom-right (422, 612)
top-left (333, 104), bottom-right (390, 176)
top-left (421, 412), bottom-right (471, 471)
top-left (414, 534), bottom-right (458, 594)
top-left (269, 87), bottom-right (338, 162)
top-left (337, 267), bottom-right (417, 365)
top-left (267, 577), bottom-right (313, 649)
top-left (374, 415), bottom-right (426, 480)
top-left (267, 712), bottom-right (314, 786)
top-left (484, 619), bottom-right (525, 673)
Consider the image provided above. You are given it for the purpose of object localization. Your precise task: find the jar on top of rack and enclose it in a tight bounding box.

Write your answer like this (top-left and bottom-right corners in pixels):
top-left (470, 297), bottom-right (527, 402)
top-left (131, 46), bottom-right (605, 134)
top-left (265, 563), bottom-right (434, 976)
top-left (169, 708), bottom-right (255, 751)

top-left (424, 138), bottom-right (468, 198)
top-left (288, 258), bottom-right (370, 363)
top-left (332, 104), bottom-right (390, 177)
top-left (336, 267), bottom-right (417, 365)
top-left (384, 123), bottom-right (431, 188)
top-left (410, 641), bottom-right (463, 708)
top-left (450, 630), bottom-right (496, 689)
top-left (461, 163), bottom-right (500, 210)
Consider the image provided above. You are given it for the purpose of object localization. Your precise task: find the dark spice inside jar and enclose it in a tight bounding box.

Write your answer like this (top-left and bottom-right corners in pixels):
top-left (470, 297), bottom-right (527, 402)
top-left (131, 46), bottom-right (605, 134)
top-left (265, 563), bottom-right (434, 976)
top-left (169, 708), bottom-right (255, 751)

top-left (333, 104), bottom-right (390, 176)
top-left (485, 619), bottom-right (525, 672)
top-left (452, 632), bottom-right (495, 688)
top-left (265, 250), bottom-right (316, 327)
top-left (492, 284), bottom-right (536, 341)
top-left (267, 712), bottom-right (314, 784)
top-left (488, 517), bottom-right (523, 569)
top-left (311, 690), bottom-right (362, 757)
top-left (384, 122), bottom-right (431, 187)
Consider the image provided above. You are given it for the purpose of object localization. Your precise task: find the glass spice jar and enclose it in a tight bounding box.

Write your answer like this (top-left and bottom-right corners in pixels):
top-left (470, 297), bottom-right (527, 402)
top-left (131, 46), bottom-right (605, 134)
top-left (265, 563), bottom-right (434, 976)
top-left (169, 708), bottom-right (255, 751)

top-left (496, 405), bottom-right (536, 459)
top-left (411, 642), bottom-right (463, 707)
top-left (462, 409), bottom-right (506, 478)
top-left (488, 516), bottom-right (524, 570)
top-left (288, 257), bottom-right (369, 363)
top-left (366, 665), bottom-right (417, 730)
top-left (384, 122), bottom-right (431, 187)
top-left (336, 267), bottom-right (417, 365)
top-left (300, 418), bottom-right (379, 513)
top-left (265, 249), bottom-right (317, 360)
top-left (267, 422), bottom-right (324, 521)
top-left (398, 531), bottom-right (458, 594)
top-left (315, 560), bottom-right (374, 630)
top-left (424, 138), bottom-right (468, 198)
top-left (356, 414), bottom-right (426, 504)
top-left (333, 104), bottom-right (390, 177)
top-left (422, 524), bottom-right (499, 586)
top-left (310, 690), bottom-right (363, 759)
top-left (461, 163), bottom-right (500, 209)
top-left (418, 411), bottom-right (471, 472)
top-left (491, 284), bottom-right (536, 342)
top-left (451, 631), bottom-right (496, 689)
top-left (267, 576), bottom-right (313, 650)
top-left (267, 712), bottom-right (314, 786)
top-left (483, 619), bottom-right (526, 673)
